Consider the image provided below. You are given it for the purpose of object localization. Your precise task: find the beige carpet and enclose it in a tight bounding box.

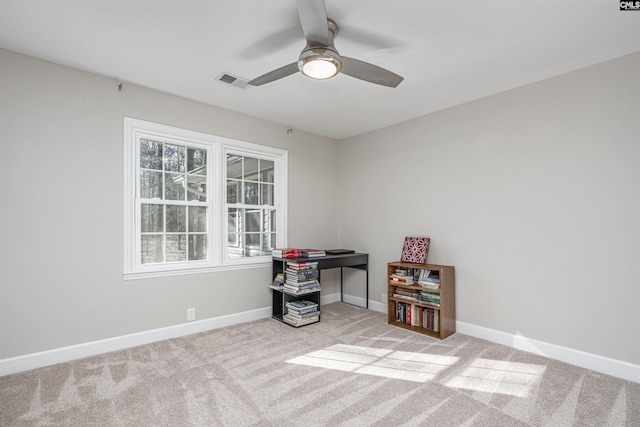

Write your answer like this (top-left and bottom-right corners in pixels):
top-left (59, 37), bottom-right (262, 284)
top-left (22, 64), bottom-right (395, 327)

top-left (1, 302), bottom-right (638, 426)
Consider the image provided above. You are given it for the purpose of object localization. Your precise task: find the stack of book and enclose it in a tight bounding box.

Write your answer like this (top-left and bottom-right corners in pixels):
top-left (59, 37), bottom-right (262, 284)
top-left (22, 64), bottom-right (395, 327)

top-left (283, 300), bottom-right (319, 326)
top-left (301, 248), bottom-right (326, 258)
top-left (418, 271), bottom-right (440, 290)
top-left (395, 302), bottom-right (440, 331)
top-left (393, 287), bottom-right (419, 302)
top-left (389, 271), bottom-right (415, 285)
top-left (283, 261), bottom-right (320, 294)
top-left (269, 272), bottom-right (285, 291)
top-left (417, 291), bottom-right (441, 307)
top-left (272, 248), bottom-right (301, 258)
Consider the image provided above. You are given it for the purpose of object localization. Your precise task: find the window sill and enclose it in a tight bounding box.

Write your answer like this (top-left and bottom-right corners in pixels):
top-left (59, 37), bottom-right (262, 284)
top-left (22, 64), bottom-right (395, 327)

top-left (123, 260), bottom-right (271, 281)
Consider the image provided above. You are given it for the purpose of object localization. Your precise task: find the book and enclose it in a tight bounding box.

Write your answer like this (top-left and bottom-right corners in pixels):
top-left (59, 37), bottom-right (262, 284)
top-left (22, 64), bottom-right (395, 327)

top-left (283, 280), bottom-right (320, 289)
top-left (283, 313), bottom-right (319, 326)
top-left (283, 285), bottom-right (320, 295)
top-left (286, 261), bottom-right (319, 268)
top-left (394, 289), bottom-right (419, 299)
top-left (285, 311), bottom-right (319, 320)
top-left (417, 291), bottom-right (440, 307)
top-left (301, 249), bottom-right (326, 257)
top-left (422, 308), bottom-right (440, 332)
top-left (393, 293), bottom-right (419, 302)
top-left (287, 307), bottom-right (319, 316)
top-left (285, 300), bottom-right (319, 316)
top-left (286, 300), bottom-right (318, 310)
top-left (390, 274), bottom-right (415, 285)
top-left (400, 236), bottom-right (430, 264)
top-left (419, 273), bottom-right (440, 289)
top-left (419, 276), bottom-right (440, 284)
top-left (269, 272), bottom-right (285, 290)
top-left (272, 248), bottom-right (301, 258)
top-left (285, 269), bottom-right (319, 280)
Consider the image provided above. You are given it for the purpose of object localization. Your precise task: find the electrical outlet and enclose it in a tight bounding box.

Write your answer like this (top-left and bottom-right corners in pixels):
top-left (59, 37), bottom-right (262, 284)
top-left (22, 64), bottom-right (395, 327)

top-left (187, 307), bottom-right (196, 321)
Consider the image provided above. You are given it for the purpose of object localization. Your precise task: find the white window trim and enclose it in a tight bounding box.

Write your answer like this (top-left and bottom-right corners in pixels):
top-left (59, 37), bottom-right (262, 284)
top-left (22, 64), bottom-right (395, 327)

top-left (124, 118), bottom-right (288, 280)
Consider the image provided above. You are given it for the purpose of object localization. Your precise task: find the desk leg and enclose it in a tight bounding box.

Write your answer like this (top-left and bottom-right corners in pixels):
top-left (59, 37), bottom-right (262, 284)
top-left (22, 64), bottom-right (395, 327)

top-left (340, 265), bottom-right (368, 309)
top-left (366, 264), bottom-right (369, 308)
top-left (340, 267), bottom-right (344, 303)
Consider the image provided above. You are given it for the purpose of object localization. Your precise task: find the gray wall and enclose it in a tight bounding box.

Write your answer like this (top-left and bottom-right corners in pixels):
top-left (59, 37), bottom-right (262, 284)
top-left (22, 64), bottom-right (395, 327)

top-left (0, 49), bottom-right (340, 358)
top-left (338, 52), bottom-right (640, 365)
top-left (2, 49), bottom-right (638, 367)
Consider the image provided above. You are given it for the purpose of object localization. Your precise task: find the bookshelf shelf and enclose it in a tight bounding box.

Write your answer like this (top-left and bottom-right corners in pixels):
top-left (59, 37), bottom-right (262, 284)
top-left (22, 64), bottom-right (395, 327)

top-left (387, 261), bottom-right (455, 339)
top-left (272, 287), bottom-right (321, 327)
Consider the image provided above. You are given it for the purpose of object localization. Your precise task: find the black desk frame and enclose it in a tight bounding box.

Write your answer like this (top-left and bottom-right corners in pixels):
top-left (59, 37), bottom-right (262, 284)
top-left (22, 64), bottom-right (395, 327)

top-left (272, 253), bottom-right (369, 309)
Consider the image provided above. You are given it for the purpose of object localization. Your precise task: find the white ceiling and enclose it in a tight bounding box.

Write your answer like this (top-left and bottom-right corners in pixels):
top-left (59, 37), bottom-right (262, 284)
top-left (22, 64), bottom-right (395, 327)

top-left (1, 1), bottom-right (639, 140)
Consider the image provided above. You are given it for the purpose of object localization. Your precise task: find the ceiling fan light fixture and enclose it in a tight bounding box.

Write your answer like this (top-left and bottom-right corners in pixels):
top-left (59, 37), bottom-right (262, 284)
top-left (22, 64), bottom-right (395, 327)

top-left (298, 47), bottom-right (342, 80)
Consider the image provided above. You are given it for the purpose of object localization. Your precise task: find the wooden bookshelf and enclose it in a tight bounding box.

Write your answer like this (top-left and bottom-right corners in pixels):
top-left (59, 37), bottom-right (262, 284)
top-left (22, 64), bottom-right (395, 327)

top-left (387, 261), bottom-right (455, 339)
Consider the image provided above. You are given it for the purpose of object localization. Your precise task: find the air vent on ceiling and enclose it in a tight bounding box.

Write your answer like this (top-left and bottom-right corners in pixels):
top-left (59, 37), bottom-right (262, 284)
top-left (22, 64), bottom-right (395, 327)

top-left (216, 72), bottom-right (249, 89)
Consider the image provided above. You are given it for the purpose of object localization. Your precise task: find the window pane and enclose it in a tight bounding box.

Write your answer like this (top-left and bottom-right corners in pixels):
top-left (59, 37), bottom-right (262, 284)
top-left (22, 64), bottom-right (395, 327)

top-left (269, 210), bottom-right (276, 232)
top-left (227, 180), bottom-right (240, 204)
top-left (245, 209), bottom-right (260, 232)
top-left (141, 204), bottom-right (163, 233)
top-left (244, 233), bottom-right (260, 257)
top-left (227, 234), bottom-right (242, 259)
top-left (262, 232), bottom-right (274, 255)
top-left (140, 139), bottom-right (162, 170)
top-left (187, 148), bottom-right (206, 174)
top-left (260, 183), bottom-right (274, 206)
top-left (227, 154), bottom-right (242, 178)
top-left (140, 170), bottom-right (162, 199)
top-left (244, 157), bottom-right (259, 181)
top-left (166, 234), bottom-right (186, 262)
top-left (260, 159), bottom-right (274, 183)
top-left (244, 182), bottom-right (258, 205)
top-left (189, 235), bottom-right (207, 260)
top-left (165, 173), bottom-right (185, 200)
top-left (187, 175), bottom-right (206, 202)
top-left (164, 144), bottom-right (185, 172)
top-left (141, 235), bottom-right (163, 264)
top-left (189, 206), bottom-right (207, 232)
top-left (228, 208), bottom-right (239, 233)
top-left (166, 205), bottom-right (186, 232)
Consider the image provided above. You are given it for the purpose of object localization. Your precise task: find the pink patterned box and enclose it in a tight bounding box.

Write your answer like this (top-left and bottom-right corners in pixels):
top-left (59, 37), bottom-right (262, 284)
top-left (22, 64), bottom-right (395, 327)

top-left (400, 237), bottom-right (430, 264)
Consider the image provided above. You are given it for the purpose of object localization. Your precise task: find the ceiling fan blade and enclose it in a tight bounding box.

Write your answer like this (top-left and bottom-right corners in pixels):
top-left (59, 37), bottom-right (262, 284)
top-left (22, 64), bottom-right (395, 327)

top-left (240, 27), bottom-right (302, 60)
top-left (340, 57), bottom-right (404, 88)
top-left (248, 62), bottom-right (299, 86)
top-left (297, 0), bottom-right (329, 45)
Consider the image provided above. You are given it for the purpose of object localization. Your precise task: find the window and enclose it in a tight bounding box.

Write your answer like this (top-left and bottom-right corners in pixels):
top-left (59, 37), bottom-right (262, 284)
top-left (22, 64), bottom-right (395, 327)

top-left (124, 118), bottom-right (287, 279)
top-left (139, 139), bottom-right (209, 264)
top-left (226, 153), bottom-right (276, 258)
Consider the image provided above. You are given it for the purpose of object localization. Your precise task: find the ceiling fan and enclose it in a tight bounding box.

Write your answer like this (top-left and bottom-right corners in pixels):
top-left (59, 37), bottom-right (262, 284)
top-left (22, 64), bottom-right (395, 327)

top-left (248, 0), bottom-right (404, 88)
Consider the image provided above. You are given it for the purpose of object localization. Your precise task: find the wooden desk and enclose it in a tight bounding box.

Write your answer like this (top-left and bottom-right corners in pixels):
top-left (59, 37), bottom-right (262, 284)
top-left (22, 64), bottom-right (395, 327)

top-left (272, 253), bottom-right (369, 308)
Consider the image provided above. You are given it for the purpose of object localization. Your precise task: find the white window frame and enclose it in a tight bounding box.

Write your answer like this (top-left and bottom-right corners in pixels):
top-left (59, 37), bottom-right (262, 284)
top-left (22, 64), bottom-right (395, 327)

top-left (124, 118), bottom-right (288, 279)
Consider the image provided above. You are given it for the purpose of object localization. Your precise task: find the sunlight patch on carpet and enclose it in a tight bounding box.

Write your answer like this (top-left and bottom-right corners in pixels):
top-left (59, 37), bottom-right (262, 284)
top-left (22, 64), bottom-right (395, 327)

top-left (286, 344), bottom-right (460, 383)
top-left (445, 358), bottom-right (546, 397)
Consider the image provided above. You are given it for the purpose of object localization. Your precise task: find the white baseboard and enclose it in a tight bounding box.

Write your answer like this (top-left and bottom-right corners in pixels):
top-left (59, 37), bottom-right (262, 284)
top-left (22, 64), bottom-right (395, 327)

top-left (456, 321), bottom-right (640, 384)
top-left (3, 302), bottom-right (637, 384)
top-left (0, 295), bottom-right (359, 376)
top-left (0, 306), bottom-right (272, 376)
